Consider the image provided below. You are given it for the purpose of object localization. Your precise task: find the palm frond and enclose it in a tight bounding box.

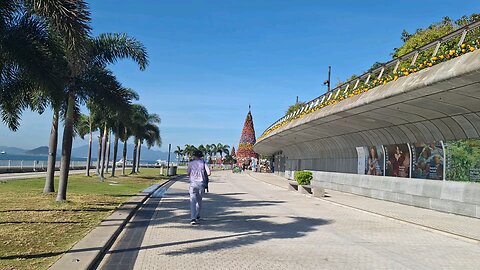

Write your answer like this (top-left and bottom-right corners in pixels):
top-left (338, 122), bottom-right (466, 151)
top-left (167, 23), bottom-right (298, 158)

top-left (24, 0), bottom-right (91, 52)
top-left (91, 33), bottom-right (148, 70)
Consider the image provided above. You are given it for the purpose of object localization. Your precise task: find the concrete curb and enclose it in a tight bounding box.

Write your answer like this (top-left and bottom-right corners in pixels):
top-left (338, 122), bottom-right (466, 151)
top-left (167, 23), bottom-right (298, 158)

top-left (48, 175), bottom-right (183, 270)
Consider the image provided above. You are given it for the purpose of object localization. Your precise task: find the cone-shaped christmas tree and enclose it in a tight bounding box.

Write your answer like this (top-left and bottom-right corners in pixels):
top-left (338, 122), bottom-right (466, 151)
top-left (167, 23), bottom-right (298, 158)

top-left (231, 146), bottom-right (236, 157)
top-left (237, 107), bottom-right (257, 165)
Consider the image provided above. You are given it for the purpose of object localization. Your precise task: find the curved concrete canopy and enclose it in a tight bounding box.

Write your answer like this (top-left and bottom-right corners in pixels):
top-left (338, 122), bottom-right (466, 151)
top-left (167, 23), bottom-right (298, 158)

top-left (255, 50), bottom-right (480, 157)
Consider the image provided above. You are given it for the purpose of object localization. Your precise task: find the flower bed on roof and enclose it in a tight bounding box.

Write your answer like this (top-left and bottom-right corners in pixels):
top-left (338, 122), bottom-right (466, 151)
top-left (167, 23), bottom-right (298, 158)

top-left (258, 36), bottom-right (480, 141)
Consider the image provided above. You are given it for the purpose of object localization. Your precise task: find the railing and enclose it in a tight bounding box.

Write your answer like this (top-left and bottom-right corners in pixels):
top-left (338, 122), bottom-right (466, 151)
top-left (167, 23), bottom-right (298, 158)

top-left (258, 20), bottom-right (480, 141)
top-left (0, 160), bottom-right (89, 173)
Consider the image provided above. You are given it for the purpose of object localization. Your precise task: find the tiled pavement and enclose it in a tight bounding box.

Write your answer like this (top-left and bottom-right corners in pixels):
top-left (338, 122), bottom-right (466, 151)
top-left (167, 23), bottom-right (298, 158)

top-left (99, 171), bottom-right (480, 270)
top-left (248, 172), bottom-right (480, 242)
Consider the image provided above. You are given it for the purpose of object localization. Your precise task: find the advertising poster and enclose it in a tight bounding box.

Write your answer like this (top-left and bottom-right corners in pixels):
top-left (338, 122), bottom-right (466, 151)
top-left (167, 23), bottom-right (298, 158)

top-left (445, 139), bottom-right (480, 182)
top-left (411, 142), bottom-right (444, 180)
top-left (384, 144), bottom-right (410, 178)
top-left (365, 146), bottom-right (384, 176)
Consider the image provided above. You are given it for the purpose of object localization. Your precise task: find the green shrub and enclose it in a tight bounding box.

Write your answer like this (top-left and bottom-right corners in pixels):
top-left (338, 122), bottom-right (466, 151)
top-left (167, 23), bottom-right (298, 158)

top-left (294, 171), bottom-right (312, 185)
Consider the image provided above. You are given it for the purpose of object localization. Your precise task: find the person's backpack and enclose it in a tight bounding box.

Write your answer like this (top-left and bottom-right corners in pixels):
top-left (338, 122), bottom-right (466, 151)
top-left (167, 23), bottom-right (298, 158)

top-left (202, 161), bottom-right (209, 192)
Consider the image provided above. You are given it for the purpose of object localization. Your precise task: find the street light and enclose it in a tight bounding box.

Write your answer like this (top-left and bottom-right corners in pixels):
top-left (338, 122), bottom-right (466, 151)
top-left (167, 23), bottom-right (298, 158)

top-left (323, 65), bottom-right (331, 92)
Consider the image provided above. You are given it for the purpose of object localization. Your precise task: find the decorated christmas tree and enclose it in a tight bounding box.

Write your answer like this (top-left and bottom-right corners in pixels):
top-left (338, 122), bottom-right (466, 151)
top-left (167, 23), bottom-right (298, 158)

top-left (231, 146), bottom-right (236, 157)
top-left (237, 107), bottom-right (257, 165)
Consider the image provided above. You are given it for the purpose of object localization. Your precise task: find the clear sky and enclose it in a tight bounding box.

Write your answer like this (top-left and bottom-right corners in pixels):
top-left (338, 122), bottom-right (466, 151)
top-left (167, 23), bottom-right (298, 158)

top-left (1, 0), bottom-right (479, 151)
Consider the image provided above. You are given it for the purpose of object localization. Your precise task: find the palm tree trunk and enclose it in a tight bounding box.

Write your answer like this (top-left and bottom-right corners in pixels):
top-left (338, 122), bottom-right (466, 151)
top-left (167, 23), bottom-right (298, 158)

top-left (111, 130), bottom-right (119, 177)
top-left (56, 92), bottom-right (75, 202)
top-left (136, 139), bottom-right (141, 173)
top-left (85, 117), bottom-right (92, 176)
top-left (106, 130), bottom-right (111, 173)
top-left (122, 139), bottom-right (127, 176)
top-left (44, 108), bottom-right (59, 193)
top-left (131, 141), bottom-right (138, 174)
top-left (96, 135), bottom-right (101, 174)
top-left (100, 125), bottom-right (107, 181)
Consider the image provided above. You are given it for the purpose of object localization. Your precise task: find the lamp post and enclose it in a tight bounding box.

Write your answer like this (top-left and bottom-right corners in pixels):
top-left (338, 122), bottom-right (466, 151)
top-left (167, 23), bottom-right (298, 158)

top-left (323, 65), bottom-right (331, 92)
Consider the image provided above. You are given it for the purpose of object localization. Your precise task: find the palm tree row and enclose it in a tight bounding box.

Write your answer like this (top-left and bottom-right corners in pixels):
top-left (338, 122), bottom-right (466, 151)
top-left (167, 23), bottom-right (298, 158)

top-left (176, 143), bottom-right (230, 164)
top-left (0, 1), bottom-right (159, 201)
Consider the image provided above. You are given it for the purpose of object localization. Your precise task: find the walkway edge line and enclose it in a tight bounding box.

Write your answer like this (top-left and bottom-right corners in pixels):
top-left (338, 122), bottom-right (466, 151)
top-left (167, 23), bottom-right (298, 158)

top-left (48, 175), bottom-right (183, 270)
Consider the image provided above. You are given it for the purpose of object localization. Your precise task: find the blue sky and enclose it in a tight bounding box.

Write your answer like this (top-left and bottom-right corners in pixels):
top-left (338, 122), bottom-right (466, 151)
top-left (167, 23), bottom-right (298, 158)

top-left (1, 0), bottom-right (479, 151)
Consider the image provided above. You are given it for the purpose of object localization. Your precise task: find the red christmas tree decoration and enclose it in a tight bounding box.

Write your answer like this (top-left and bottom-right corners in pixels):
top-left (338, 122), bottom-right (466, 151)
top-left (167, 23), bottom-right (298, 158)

top-left (237, 107), bottom-right (258, 165)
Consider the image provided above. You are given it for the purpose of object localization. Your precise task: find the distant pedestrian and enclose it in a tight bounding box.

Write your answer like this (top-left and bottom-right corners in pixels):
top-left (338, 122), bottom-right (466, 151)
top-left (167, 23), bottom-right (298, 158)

top-left (187, 150), bottom-right (211, 225)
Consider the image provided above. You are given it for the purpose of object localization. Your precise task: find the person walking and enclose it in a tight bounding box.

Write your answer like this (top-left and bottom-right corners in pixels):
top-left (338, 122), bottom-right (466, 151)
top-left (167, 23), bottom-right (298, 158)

top-left (187, 150), bottom-right (211, 225)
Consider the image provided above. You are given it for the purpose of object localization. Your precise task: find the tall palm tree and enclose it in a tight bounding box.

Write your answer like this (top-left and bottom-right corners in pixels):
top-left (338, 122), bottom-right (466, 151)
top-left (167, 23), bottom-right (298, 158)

top-left (216, 143), bottom-right (230, 165)
top-left (198, 145), bottom-right (206, 159)
top-left (127, 104), bottom-right (148, 174)
top-left (184, 144), bottom-right (197, 161)
top-left (128, 106), bottom-right (161, 174)
top-left (136, 114), bottom-right (161, 172)
top-left (1, 1), bottom-right (84, 130)
top-left (174, 146), bottom-right (183, 163)
top-left (209, 143), bottom-right (217, 163)
top-left (120, 125), bottom-right (132, 176)
top-left (56, 34), bottom-right (148, 201)
top-left (111, 91), bottom-right (139, 177)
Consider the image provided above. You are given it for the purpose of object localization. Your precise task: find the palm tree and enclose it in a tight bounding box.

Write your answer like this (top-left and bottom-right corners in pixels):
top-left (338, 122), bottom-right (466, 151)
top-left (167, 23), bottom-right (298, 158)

top-left (208, 144), bottom-right (217, 163)
top-left (1, 2), bottom-right (84, 193)
top-left (77, 99), bottom-right (103, 177)
top-left (120, 125), bottom-right (132, 176)
top-left (111, 91), bottom-right (139, 177)
top-left (174, 146), bottom-right (183, 164)
top-left (184, 144), bottom-right (198, 161)
top-left (136, 114), bottom-right (161, 172)
top-left (1, 1), bottom-right (83, 131)
top-left (127, 104), bottom-right (148, 174)
top-left (216, 143), bottom-right (230, 165)
top-left (56, 34), bottom-right (148, 201)
top-left (198, 145), bottom-right (207, 159)
top-left (76, 113), bottom-right (94, 176)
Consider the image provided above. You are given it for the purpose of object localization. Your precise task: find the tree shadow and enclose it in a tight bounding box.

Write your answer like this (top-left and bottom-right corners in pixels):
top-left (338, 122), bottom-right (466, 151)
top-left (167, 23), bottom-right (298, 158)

top-left (109, 181), bottom-right (333, 258)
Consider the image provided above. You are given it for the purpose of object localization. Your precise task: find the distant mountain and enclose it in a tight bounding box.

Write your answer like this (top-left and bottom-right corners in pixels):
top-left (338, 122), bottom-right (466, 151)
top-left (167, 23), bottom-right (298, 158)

top-left (72, 143), bottom-right (175, 162)
top-left (0, 146), bottom-right (26, 155)
top-left (25, 146), bottom-right (50, 156)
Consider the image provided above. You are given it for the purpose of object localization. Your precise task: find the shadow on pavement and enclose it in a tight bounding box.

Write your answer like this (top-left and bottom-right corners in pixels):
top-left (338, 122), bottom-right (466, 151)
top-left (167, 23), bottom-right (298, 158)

top-left (108, 176), bottom-right (333, 258)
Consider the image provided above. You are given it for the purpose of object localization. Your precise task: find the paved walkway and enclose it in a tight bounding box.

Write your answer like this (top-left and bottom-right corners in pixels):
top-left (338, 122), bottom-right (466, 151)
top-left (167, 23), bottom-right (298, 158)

top-left (99, 171), bottom-right (480, 270)
top-left (248, 172), bottom-right (480, 242)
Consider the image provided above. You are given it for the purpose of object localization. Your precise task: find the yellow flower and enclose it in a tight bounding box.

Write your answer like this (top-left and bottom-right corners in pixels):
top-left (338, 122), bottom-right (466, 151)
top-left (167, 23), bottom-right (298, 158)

top-left (394, 75), bottom-right (398, 80)
top-left (431, 56), bottom-right (438, 61)
top-left (428, 63), bottom-right (433, 67)
top-left (470, 47), bottom-right (476, 52)
top-left (462, 49), bottom-right (466, 53)
top-left (404, 72), bottom-right (409, 76)
top-left (449, 50), bottom-right (455, 56)
top-left (461, 43), bottom-right (466, 48)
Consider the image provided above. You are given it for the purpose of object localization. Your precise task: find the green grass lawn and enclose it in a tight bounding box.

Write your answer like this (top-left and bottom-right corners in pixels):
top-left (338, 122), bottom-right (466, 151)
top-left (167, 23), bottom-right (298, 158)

top-left (0, 168), bottom-right (183, 270)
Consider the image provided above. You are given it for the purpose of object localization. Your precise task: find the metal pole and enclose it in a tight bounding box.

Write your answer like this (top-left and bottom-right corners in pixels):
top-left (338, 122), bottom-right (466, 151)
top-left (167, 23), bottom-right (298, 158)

top-left (167, 144), bottom-right (171, 176)
top-left (323, 66), bottom-right (331, 92)
top-left (327, 66), bottom-right (331, 92)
